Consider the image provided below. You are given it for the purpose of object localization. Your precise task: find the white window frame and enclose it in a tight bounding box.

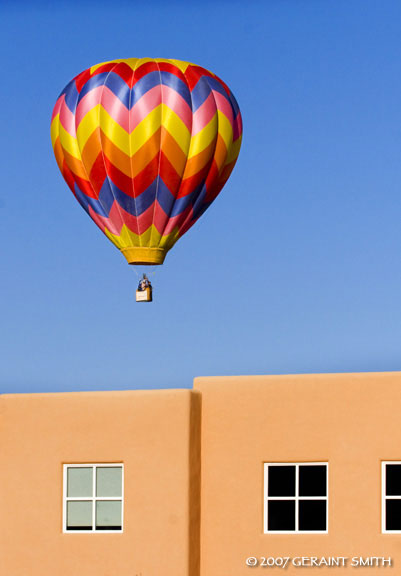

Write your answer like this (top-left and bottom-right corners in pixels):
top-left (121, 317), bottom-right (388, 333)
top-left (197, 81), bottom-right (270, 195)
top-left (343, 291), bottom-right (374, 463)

top-left (63, 463), bottom-right (124, 534)
top-left (381, 461), bottom-right (401, 534)
top-left (264, 462), bottom-right (328, 534)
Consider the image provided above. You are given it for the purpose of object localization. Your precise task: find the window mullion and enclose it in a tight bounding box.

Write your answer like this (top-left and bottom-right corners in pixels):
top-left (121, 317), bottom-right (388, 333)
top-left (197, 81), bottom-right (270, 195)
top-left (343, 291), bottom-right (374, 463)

top-left (92, 465), bottom-right (96, 531)
top-left (295, 464), bottom-right (299, 531)
top-left (63, 464), bottom-right (67, 532)
top-left (264, 464), bottom-right (268, 532)
top-left (296, 496), bottom-right (327, 500)
top-left (65, 496), bottom-right (94, 501)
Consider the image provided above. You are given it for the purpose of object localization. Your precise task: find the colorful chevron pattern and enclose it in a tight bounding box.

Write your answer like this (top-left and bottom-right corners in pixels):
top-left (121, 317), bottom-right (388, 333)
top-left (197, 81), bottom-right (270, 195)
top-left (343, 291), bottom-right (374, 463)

top-left (51, 58), bottom-right (243, 265)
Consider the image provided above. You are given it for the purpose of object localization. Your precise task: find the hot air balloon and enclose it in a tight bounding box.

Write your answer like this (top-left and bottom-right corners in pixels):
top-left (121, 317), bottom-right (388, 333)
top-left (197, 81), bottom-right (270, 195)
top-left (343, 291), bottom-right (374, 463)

top-left (50, 58), bottom-right (242, 300)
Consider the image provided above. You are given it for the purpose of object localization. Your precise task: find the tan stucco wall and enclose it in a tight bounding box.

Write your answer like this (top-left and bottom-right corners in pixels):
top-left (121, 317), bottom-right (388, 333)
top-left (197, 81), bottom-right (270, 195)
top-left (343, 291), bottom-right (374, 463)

top-left (0, 389), bottom-right (201, 576)
top-left (194, 372), bottom-right (401, 575)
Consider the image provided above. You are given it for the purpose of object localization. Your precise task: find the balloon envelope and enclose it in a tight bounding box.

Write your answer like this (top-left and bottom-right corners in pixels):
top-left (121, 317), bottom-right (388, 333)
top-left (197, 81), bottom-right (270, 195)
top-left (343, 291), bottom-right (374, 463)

top-left (51, 58), bottom-right (242, 265)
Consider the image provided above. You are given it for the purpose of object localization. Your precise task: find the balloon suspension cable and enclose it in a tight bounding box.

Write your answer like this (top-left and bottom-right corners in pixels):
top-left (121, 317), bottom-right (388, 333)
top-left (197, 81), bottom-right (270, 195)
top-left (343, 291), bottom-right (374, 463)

top-left (132, 265), bottom-right (158, 278)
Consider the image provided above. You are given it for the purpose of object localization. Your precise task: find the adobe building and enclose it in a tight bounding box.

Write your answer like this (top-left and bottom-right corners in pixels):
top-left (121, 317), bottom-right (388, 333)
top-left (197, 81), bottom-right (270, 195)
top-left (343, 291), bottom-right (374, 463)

top-left (1, 371), bottom-right (401, 575)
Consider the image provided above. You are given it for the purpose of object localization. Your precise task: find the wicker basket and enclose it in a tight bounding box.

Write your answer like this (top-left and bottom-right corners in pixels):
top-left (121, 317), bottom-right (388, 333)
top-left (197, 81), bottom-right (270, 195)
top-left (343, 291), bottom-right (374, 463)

top-left (136, 287), bottom-right (152, 302)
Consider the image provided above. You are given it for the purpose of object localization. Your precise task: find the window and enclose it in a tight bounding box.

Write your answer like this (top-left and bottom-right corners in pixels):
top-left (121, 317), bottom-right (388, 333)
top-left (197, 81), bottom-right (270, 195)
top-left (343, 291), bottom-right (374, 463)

top-left (382, 462), bottom-right (401, 533)
top-left (63, 464), bottom-right (123, 533)
top-left (264, 463), bottom-right (328, 533)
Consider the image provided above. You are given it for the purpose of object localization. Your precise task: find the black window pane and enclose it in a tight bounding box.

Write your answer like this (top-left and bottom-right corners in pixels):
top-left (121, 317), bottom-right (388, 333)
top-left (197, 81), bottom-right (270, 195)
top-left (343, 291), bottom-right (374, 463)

top-left (299, 500), bottom-right (326, 531)
top-left (268, 466), bottom-right (295, 497)
top-left (268, 500), bottom-right (295, 531)
top-left (299, 465), bottom-right (327, 497)
top-left (386, 499), bottom-right (401, 530)
top-left (386, 465), bottom-right (401, 496)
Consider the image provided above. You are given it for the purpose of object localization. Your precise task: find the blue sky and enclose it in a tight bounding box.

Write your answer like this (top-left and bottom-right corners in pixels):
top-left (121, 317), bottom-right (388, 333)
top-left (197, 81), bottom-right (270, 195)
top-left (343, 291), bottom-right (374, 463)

top-left (1, 0), bottom-right (401, 393)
